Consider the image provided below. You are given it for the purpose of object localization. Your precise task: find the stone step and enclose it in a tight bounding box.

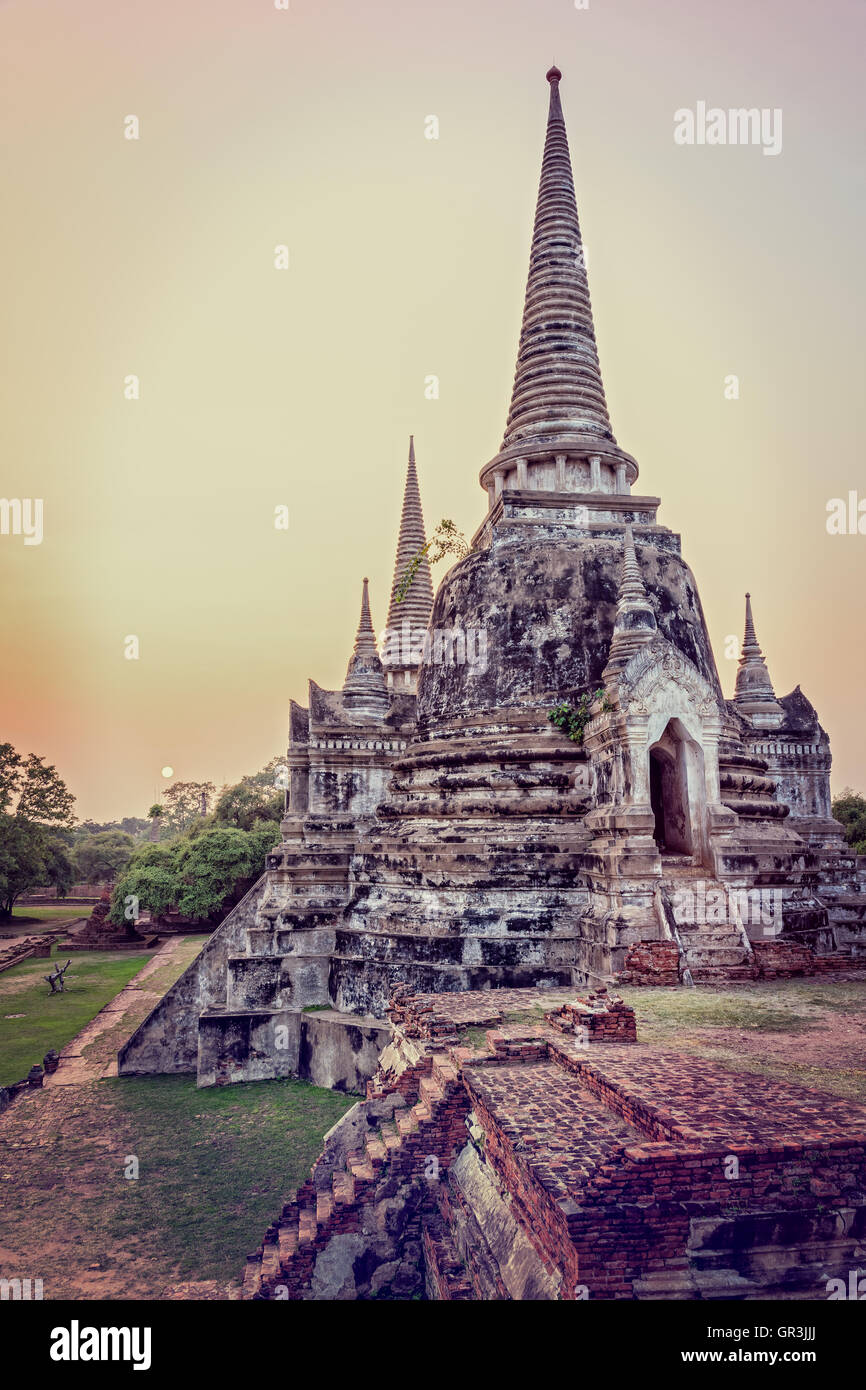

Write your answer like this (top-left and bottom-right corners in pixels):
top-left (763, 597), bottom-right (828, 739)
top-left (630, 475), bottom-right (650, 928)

top-left (332, 1169), bottom-right (356, 1205)
top-left (689, 964), bottom-right (758, 984)
top-left (278, 1224), bottom-right (299, 1261)
top-left (242, 1255), bottom-right (263, 1297)
top-left (432, 1058), bottom-right (459, 1088)
top-left (379, 1121), bottom-right (401, 1152)
top-left (675, 922), bottom-right (743, 942)
top-left (298, 1207), bottom-right (318, 1246)
top-left (419, 1075), bottom-right (446, 1106)
top-left (678, 932), bottom-right (745, 951)
top-left (396, 1109), bottom-right (420, 1137)
top-left (348, 1154), bottom-right (375, 1182)
top-left (316, 1190), bottom-right (334, 1226)
top-left (685, 947), bottom-right (752, 967)
top-left (366, 1136), bottom-right (387, 1165)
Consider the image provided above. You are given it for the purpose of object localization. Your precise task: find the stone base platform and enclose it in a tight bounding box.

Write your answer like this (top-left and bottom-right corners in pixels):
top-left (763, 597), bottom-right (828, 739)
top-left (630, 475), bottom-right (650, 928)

top-left (242, 988), bottom-right (866, 1301)
top-left (189, 1006), bottom-right (390, 1093)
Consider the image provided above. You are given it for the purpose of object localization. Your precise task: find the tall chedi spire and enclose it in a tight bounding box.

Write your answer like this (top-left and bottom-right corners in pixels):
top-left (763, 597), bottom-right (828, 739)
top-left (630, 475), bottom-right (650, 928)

top-left (381, 436), bottom-right (434, 692)
top-left (342, 578), bottom-right (390, 719)
top-left (733, 593), bottom-right (784, 729)
top-left (480, 67), bottom-right (638, 506)
top-left (603, 525), bottom-right (657, 678)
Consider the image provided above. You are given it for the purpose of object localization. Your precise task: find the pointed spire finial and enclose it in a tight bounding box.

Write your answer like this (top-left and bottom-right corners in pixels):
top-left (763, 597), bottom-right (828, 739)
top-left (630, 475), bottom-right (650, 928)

top-left (734, 592), bottom-right (784, 728)
top-left (480, 65), bottom-right (638, 501)
top-left (343, 577), bottom-right (389, 718)
top-left (617, 524), bottom-right (647, 604)
top-left (602, 526), bottom-right (657, 677)
top-left (743, 592), bottom-right (760, 652)
top-left (383, 437), bottom-right (434, 691)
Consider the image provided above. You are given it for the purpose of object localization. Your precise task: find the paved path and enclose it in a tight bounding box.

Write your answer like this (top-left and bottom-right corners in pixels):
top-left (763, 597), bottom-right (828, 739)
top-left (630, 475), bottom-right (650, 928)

top-left (43, 936), bottom-right (195, 1087)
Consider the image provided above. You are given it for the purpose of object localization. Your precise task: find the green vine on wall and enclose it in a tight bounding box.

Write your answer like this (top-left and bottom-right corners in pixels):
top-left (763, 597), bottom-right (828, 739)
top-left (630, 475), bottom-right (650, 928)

top-left (394, 519), bottom-right (470, 603)
top-left (548, 689), bottom-right (613, 745)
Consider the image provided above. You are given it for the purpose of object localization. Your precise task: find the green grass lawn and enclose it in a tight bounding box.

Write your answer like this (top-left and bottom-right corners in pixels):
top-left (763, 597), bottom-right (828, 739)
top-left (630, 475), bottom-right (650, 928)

top-left (0, 950), bottom-right (150, 1085)
top-left (4, 905), bottom-right (88, 930)
top-left (0, 1072), bottom-right (357, 1296)
top-left (99, 1076), bottom-right (355, 1281)
top-left (617, 980), bottom-right (857, 1034)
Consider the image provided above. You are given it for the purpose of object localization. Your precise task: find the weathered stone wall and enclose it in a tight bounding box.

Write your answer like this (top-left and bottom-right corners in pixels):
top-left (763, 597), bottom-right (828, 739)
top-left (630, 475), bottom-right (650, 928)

top-left (417, 528), bottom-right (723, 727)
top-left (297, 1011), bottom-right (391, 1093)
top-left (117, 876), bottom-right (266, 1075)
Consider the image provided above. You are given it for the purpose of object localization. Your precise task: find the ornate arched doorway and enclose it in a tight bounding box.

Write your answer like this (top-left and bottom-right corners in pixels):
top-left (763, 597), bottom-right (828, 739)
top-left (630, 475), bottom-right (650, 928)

top-left (649, 719), bottom-right (699, 855)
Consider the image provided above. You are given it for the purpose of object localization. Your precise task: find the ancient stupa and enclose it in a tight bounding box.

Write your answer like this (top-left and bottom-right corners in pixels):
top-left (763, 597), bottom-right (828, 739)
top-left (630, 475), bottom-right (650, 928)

top-left (119, 67), bottom-right (863, 1089)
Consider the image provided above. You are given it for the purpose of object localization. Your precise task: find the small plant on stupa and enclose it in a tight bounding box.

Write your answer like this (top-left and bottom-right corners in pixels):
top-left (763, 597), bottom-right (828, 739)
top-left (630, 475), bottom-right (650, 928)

top-left (394, 519), bottom-right (469, 603)
top-left (548, 689), bottom-right (612, 745)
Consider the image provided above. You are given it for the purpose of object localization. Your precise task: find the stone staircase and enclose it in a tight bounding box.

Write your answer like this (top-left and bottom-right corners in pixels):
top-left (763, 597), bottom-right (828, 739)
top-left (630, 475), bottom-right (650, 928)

top-left (659, 858), bottom-right (756, 985)
top-left (241, 1053), bottom-right (467, 1300)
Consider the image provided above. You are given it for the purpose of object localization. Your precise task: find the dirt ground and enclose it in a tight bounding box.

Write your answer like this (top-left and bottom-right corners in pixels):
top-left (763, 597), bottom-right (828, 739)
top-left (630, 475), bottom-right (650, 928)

top-left (620, 976), bottom-right (866, 1102)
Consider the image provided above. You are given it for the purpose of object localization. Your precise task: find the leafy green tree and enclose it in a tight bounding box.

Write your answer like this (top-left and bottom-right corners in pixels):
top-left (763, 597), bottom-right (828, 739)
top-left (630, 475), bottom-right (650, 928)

top-left (111, 864), bottom-right (178, 925)
top-left (109, 822), bottom-right (278, 926)
top-left (73, 816), bottom-right (150, 843)
top-left (129, 843), bottom-right (176, 872)
top-left (42, 837), bottom-right (76, 898)
top-left (214, 758), bottom-right (284, 831)
top-left (832, 789), bottom-right (866, 855)
top-left (161, 781), bottom-right (216, 833)
top-left (0, 819), bottom-right (47, 918)
top-left (172, 825), bottom-right (275, 919)
top-left (0, 744), bottom-right (75, 825)
top-left (0, 743), bottom-right (76, 919)
top-left (74, 830), bottom-right (135, 883)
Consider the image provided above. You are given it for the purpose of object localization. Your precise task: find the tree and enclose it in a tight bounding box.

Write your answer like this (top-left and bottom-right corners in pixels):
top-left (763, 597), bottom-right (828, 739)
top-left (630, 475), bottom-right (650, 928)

top-left (12, 753), bottom-right (76, 825)
top-left (73, 816), bottom-right (150, 844)
top-left (0, 744), bottom-right (75, 826)
top-left (173, 826), bottom-right (275, 919)
top-left (214, 758), bottom-right (284, 831)
top-left (42, 837), bottom-right (76, 899)
top-left (0, 743), bottom-right (23, 814)
top-left (0, 819), bottom-right (46, 919)
top-left (111, 864), bottom-right (177, 924)
top-left (161, 781), bottom-right (216, 834)
top-left (74, 831), bottom-right (135, 883)
top-left (109, 822), bottom-right (278, 926)
top-left (0, 744), bottom-right (76, 919)
top-left (832, 789), bottom-right (866, 855)
top-left (0, 826), bottom-right (75, 917)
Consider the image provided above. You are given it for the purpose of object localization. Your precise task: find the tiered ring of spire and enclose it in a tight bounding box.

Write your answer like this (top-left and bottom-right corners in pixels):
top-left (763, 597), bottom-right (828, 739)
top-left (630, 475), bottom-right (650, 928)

top-left (480, 67), bottom-right (638, 501)
top-left (503, 66), bottom-right (613, 449)
top-left (381, 436), bottom-right (434, 690)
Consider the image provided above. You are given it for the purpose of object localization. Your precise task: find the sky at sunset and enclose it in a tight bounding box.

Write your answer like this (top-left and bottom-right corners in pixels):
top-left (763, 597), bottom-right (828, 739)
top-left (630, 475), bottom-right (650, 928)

top-left (1, 0), bottom-right (864, 821)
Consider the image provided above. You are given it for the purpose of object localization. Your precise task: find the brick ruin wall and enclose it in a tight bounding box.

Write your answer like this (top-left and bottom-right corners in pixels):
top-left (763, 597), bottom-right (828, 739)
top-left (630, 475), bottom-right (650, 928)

top-left (242, 984), bottom-right (866, 1301)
